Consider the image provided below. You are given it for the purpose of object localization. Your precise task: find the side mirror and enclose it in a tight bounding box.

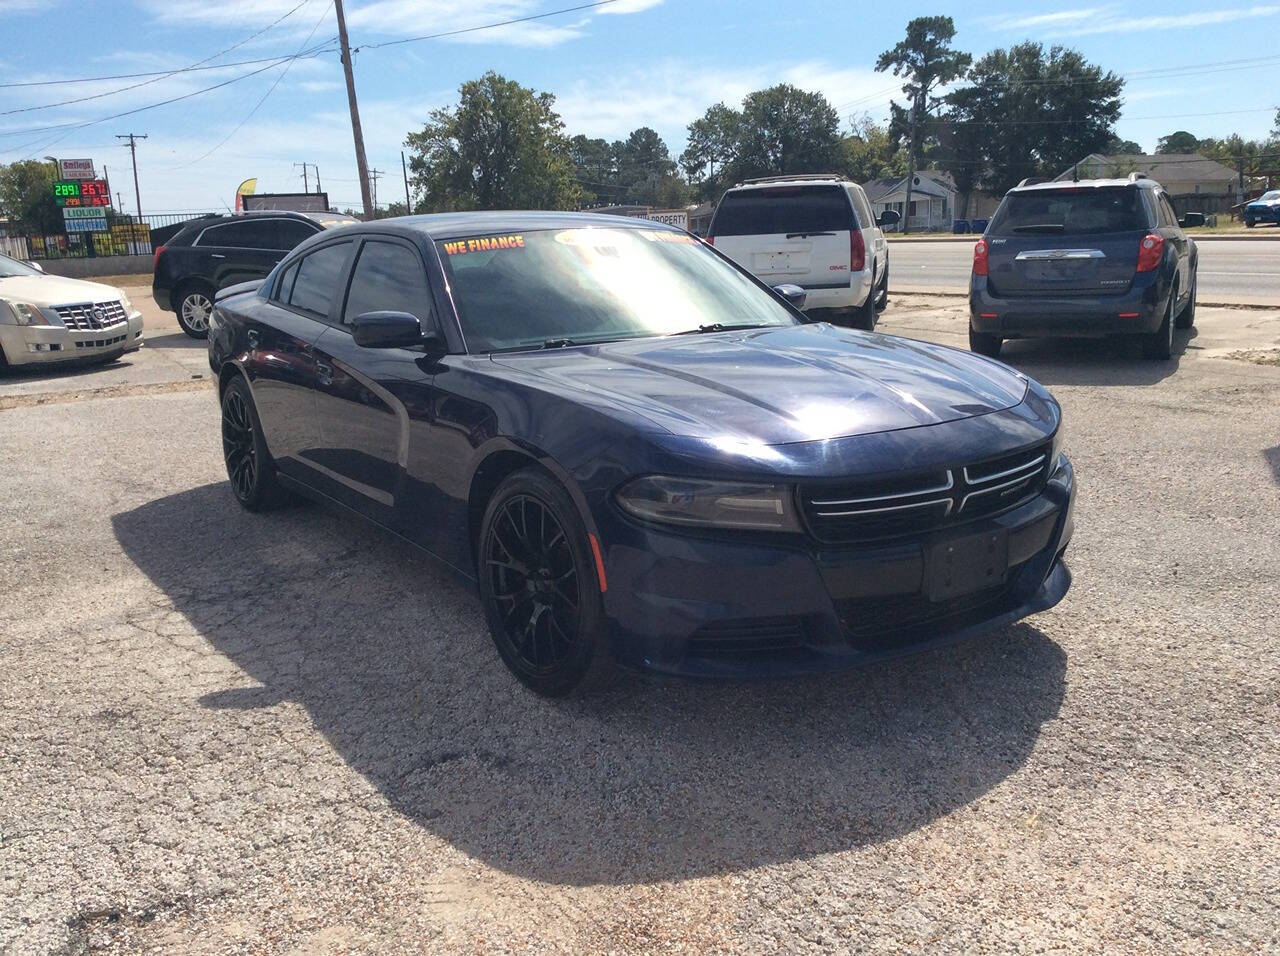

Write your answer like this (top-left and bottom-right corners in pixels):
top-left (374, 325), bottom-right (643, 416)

top-left (877, 209), bottom-right (901, 228)
top-left (25, 260), bottom-right (44, 273)
top-left (772, 283), bottom-right (807, 310)
top-left (1179, 212), bottom-right (1205, 229)
top-left (352, 310), bottom-right (436, 349)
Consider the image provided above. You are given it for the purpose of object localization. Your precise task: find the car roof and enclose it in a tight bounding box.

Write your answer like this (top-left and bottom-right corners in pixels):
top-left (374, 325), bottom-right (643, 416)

top-left (1010, 178), bottom-right (1159, 194)
top-left (367, 211), bottom-right (685, 240)
top-left (725, 175), bottom-right (855, 192)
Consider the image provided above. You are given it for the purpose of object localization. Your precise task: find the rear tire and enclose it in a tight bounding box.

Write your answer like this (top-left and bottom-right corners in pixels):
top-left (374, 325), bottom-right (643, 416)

top-left (478, 468), bottom-right (615, 698)
top-left (175, 284), bottom-right (216, 339)
top-left (969, 325), bottom-right (1003, 358)
top-left (850, 289), bottom-right (878, 331)
top-left (874, 264), bottom-right (889, 312)
top-left (1175, 274), bottom-right (1197, 329)
top-left (1245, 218), bottom-right (1255, 228)
top-left (1143, 288), bottom-right (1175, 360)
top-left (221, 375), bottom-right (289, 511)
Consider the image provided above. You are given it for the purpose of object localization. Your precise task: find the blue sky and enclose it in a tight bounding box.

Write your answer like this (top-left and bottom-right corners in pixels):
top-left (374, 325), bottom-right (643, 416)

top-left (2, 0), bottom-right (1278, 213)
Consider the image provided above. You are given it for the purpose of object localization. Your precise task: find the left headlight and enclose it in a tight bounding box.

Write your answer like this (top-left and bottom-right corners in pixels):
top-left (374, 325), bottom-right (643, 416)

top-left (616, 475), bottom-right (801, 532)
top-left (0, 300), bottom-right (54, 326)
top-left (119, 291), bottom-right (134, 314)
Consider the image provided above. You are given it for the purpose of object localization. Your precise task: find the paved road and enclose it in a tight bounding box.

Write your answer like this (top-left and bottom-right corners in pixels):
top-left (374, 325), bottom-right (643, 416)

top-left (2, 295), bottom-right (1278, 952)
top-left (889, 237), bottom-right (1280, 305)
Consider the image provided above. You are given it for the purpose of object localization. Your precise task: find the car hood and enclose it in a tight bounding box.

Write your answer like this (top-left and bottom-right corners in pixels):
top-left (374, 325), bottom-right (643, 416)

top-left (0, 274), bottom-right (125, 307)
top-left (491, 324), bottom-right (1028, 445)
top-left (1247, 198), bottom-right (1280, 207)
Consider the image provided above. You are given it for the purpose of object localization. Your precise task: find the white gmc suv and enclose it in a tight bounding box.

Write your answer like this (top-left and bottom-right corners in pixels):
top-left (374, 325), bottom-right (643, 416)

top-left (706, 174), bottom-right (899, 330)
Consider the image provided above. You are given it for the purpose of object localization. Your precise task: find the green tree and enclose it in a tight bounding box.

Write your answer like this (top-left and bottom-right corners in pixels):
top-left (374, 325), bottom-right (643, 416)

top-left (728, 84), bottom-right (843, 181)
top-left (568, 135), bottom-right (617, 202)
top-left (840, 114), bottom-right (905, 183)
top-left (875, 16), bottom-right (971, 233)
top-left (404, 72), bottom-right (581, 212)
top-left (0, 160), bottom-right (62, 235)
top-left (1156, 130), bottom-right (1200, 153)
top-left (680, 102), bottom-right (741, 199)
top-left (1103, 136), bottom-right (1143, 154)
top-left (943, 43), bottom-right (1122, 195)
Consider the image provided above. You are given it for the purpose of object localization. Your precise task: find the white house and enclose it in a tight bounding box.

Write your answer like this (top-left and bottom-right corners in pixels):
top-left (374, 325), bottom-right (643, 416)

top-left (862, 171), bottom-right (956, 231)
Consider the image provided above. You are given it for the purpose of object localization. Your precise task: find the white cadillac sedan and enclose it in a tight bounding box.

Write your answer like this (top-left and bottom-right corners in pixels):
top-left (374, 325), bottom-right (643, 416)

top-left (0, 254), bottom-right (144, 370)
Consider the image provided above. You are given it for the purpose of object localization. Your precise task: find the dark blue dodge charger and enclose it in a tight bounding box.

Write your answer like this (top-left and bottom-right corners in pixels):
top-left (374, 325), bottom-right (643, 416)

top-left (208, 212), bottom-right (1074, 696)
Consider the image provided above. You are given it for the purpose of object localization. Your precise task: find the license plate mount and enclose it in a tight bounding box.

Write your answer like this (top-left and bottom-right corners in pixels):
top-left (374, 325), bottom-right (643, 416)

top-left (926, 529), bottom-right (1010, 601)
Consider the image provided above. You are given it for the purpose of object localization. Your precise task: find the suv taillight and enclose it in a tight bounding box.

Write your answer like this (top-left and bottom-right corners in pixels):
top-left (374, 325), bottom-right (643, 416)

top-left (1136, 233), bottom-right (1164, 272)
top-left (972, 239), bottom-right (989, 276)
top-left (153, 244), bottom-right (166, 272)
top-left (850, 229), bottom-right (865, 272)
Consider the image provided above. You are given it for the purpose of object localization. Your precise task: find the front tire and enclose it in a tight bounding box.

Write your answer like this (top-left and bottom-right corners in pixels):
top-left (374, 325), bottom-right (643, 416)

top-left (176, 285), bottom-right (215, 339)
top-left (221, 375), bottom-right (288, 511)
top-left (969, 325), bottom-right (1003, 357)
top-left (1245, 218), bottom-right (1255, 228)
top-left (478, 468), bottom-right (614, 697)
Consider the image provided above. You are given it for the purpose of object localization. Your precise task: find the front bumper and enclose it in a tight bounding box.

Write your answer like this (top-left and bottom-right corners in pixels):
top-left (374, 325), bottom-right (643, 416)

top-left (1244, 205), bottom-right (1280, 223)
top-left (970, 275), bottom-right (1167, 337)
top-left (0, 312), bottom-right (144, 366)
top-left (599, 456), bottom-right (1075, 678)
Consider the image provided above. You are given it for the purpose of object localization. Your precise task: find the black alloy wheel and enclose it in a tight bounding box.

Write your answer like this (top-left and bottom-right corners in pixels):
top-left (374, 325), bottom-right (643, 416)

top-left (220, 376), bottom-right (287, 511)
top-left (478, 469), bottom-right (613, 697)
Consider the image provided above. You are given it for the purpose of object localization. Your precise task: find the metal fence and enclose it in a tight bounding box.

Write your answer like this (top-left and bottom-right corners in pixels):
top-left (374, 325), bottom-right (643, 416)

top-left (4, 212), bottom-right (219, 261)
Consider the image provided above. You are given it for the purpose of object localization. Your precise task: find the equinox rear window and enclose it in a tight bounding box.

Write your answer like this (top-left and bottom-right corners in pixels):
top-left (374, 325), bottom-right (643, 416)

top-left (712, 186), bottom-right (854, 236)
top-left (989, 188), bottom-right (1151, 235)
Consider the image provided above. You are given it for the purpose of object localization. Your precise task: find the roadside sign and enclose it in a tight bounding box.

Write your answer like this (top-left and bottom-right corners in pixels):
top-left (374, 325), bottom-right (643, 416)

top-left (65, 217), bottom-right (109, 233)
top-left (63, 206), bottom-right (107, 220)
top-left (58, 158), bottom-right (96, 180)
top-left (643, 209), bottom-right (690, 230)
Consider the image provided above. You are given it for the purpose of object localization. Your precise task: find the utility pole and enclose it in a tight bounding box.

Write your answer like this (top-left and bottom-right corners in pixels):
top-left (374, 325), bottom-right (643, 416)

top-left (401, 150), bottom-right (411, 214)
top-left (116, 133), bottom-right (147, 221)
top-left (334, 0), bottom-right (374, 219)
top-left (902, 99), bottom-right (918, 236)
top-left (369, 168), bottom-right (384, 216)
top-left (294, 162), bottom-right (311, 192)
top-left (1237, 156), bottom-right (1246, 203)
top-left (314, 166), bottom-right (322, 195)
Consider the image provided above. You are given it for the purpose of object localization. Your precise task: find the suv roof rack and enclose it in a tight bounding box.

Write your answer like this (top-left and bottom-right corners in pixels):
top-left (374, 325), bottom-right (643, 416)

top-left (1015, 177), bottom-right (1049, 188)
top-left (1127, 172), bottom-right (1149, 182)
top-left (738, 173), bottom-right (848, 185)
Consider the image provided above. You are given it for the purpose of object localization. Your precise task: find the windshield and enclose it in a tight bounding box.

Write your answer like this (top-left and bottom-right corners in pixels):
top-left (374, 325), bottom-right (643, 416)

top-left (1259, 190), bottom-right (1280, 201)
top-left (0, 253), bottom-right (41, 278)
top-left (712, 185), bottom-right (854, 236)
top-left (437, 227), bottom-right (799, 352)
top-left (989, 188), bottom-right (1151, 235)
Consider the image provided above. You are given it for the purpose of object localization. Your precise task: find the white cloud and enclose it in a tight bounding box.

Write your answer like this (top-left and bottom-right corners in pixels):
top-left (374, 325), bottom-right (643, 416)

top-left (992, 3), bottom-right (1280, 36)
top-left (986, 8), bottom-right (1107, 30)
top-left (598, 0), bottom-right (664, 13)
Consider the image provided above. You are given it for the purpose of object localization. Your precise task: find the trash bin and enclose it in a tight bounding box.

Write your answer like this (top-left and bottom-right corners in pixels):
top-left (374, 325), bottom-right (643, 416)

top-left (970, 218), bottom-right (989, 234)
top-left (1206, 214), bottom-right (1218, 228)
top-left (952, 219), bottom-right (970, 234)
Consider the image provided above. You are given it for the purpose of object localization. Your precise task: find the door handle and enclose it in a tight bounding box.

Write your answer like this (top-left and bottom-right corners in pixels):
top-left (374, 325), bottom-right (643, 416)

top-left (210, 253), bottom-right (226, 259)
top-left (246, 329), bottom-right (259, 349)
top-left (315, 361), bottom-right (333, 386)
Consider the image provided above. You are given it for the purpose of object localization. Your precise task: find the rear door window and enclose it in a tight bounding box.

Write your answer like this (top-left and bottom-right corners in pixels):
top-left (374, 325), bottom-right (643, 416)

top-left (195, 220), bottom-right (273, 248)
top-left (713, 185), bottom-right (853, 236)
top-left (264, 219), bottom-right (319, 251)
top-left (286, 241), bottom-right (353, 317)
top-left (989, 188), bottom-right (1151, 236)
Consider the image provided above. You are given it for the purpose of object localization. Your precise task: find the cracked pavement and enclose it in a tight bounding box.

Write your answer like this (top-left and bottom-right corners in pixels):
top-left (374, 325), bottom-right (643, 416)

top-left (1, 289), bottom-right (1277, 953)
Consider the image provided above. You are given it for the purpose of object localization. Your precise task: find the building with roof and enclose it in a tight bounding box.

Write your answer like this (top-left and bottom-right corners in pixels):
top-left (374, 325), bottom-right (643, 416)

top-left (1055, 153), bottom-right (1242, 204)
top-left (862, 171), bottom-right (957, 231)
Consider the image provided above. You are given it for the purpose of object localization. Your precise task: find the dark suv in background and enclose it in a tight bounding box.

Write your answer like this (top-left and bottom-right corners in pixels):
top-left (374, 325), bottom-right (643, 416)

top-left (970, 174), bottom-right (1202, 360)
top-left (153, 210), bottom-right (356, 337)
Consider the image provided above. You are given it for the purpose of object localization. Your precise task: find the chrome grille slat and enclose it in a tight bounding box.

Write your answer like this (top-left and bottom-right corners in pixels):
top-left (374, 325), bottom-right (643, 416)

top-left (963, 453), bottom-right (1046, 486)
top-left (53, 300), bottom-right (128, 331)
top-left (810, 472), bottom-right (954, 507)
top-left (815, 497), bottom-right (952, 519)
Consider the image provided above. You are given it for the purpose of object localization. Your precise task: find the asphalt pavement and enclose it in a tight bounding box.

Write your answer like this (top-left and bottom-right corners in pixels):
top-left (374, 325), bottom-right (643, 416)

top-left (1, 291), bottom-right (1278, 952)
top-left (889, 237), bottom-right (1280, 306)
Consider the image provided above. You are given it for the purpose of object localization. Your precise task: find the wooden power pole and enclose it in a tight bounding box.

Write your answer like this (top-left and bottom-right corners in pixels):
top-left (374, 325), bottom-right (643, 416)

top-left (333, 0), bottom-right (374, 219)
top-left (116, 133), bottom-right (147, 221)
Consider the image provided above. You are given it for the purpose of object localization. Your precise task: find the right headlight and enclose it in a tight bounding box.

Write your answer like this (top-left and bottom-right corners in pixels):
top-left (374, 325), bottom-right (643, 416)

top-left (0, 300), bottom-right (54, 326)
top-left (615, 475), bottom-right (801, 532)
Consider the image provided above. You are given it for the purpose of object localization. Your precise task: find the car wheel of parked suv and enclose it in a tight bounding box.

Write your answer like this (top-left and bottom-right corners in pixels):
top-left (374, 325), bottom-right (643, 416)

top-left (850, 289), bottom-right (878, 331)
top-left (1142, 288), bottom-right (1176, 361)
top-left (176, 285), bottom-right (215, 339)
top-left (874, 265), bottom-right (889, 312)
top-left (1176, 275), bottom-right (1197, 330)
top-left (969, 326), bottom-right (1003, 358)
top-left (221, 376), bottom-right (289, 511)
top-left (478, 468), bottom-right (615, 698)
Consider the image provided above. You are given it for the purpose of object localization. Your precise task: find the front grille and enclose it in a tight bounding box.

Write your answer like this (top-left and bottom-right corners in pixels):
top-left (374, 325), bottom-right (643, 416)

top-left (74, 333), bottom-right (129, 349)
top-left (803, 442), bottom-right (1051, 543)
top-left (838, 582), bottom-right (1016, 653)
top-left (686, 616), bottom-right (810, 660)
top-left (54, 300), bottom-right (128, 330)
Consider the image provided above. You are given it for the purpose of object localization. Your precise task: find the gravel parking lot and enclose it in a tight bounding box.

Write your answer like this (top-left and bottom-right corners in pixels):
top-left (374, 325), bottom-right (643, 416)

top-left (2, 289), bottom-right (1278, 953)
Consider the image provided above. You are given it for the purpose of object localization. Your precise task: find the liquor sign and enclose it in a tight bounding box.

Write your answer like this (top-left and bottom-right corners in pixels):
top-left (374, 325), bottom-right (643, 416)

top-left (63, 206), bottom-right (107, 220)
top-left (54, 179), bottom-right (111, 208)
top-left (65, 217), bottom-right (109, 233)
top-left (58, 158), bottom-right (96, 180)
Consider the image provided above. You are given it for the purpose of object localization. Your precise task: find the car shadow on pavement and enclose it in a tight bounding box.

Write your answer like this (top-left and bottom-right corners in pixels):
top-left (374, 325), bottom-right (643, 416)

top-left (113, 484), bottom-right (1067, 887)
top-left (142, 332), bottom-right (205, 350)
top-left (996, 328), bottom-right (1195, 386)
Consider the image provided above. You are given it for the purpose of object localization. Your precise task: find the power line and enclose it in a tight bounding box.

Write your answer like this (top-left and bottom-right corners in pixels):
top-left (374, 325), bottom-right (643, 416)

top-left (0, 0), bottom-right (323, 115)
top-left (352, 0), bottom-right (620, 51)
top-left (0, 49), bottom-right (337, 90)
